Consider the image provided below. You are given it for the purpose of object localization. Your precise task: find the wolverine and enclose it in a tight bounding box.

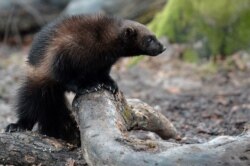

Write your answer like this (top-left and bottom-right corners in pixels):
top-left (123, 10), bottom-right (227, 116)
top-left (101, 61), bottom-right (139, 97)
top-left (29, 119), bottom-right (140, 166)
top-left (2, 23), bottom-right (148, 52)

top-left (5, 14), bottom-right (166, 143)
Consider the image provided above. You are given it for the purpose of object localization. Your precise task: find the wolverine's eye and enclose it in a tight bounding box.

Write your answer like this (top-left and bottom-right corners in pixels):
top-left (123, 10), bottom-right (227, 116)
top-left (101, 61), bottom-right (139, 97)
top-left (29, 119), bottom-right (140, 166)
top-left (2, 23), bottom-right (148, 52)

top-left (146, 36), bottom-right (154, 44)
top-left (146, 37), bottom-right (153, 43)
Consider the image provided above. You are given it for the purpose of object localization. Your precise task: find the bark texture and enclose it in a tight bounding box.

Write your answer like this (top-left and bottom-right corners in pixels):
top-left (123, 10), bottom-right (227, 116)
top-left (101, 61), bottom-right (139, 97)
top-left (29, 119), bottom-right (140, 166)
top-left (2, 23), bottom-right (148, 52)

top-left (0, 132), bottom-right (86, 165)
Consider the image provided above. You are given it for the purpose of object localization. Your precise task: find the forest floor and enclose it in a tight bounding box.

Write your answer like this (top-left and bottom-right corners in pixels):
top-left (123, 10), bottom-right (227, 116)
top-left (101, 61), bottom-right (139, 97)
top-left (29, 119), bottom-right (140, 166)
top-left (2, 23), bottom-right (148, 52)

top-left (0, 43), bottom-right (249, 143)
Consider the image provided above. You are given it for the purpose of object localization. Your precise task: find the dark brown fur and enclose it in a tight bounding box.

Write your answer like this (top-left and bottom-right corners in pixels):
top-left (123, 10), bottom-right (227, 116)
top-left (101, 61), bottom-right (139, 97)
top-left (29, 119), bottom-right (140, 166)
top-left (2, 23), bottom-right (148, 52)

top-left (6, 14), bottom-right (165, 144)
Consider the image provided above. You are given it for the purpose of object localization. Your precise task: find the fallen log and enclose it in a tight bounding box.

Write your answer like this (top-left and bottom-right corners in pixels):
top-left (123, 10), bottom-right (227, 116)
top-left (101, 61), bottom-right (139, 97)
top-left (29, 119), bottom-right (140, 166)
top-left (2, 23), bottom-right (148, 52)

top-left (74, 90), bottom-right (250, 166)
top-left (0, 90), bottom-right (249, 165)
top-left (0, 132), bottom-right (86, 165)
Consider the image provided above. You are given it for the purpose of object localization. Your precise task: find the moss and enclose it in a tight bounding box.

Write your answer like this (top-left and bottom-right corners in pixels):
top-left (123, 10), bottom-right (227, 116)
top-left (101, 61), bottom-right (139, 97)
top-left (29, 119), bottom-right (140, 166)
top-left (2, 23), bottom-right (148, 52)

top-left (121, 106), bottom-right (134, 126)
top-left (149, 0), bottom-right (195, 42)
top-left (149, 0), bottom-right (250, 60)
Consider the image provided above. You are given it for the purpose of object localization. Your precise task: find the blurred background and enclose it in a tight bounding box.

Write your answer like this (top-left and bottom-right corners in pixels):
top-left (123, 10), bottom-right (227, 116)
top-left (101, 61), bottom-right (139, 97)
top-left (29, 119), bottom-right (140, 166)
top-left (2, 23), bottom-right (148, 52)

top-left (0, 0), bottom-right (249, 143)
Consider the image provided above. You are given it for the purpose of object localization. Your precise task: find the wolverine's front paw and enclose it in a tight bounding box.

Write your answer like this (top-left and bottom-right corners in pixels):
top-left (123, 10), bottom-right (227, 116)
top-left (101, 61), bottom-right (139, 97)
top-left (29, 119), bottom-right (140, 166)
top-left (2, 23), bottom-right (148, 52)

top-left (77, 82), bottom-right (118, 95)
top-left (77, 84), bottom-right (103, 95)
top-left (102, 81), bottom-right (118, 94)
top-left (5, 123), bottom-right (25, 132)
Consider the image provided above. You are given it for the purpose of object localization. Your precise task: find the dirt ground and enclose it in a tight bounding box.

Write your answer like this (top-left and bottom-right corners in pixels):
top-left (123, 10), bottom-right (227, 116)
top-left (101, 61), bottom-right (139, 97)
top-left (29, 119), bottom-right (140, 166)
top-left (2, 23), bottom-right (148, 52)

top-left (0, 43), bottom-right (249, 143)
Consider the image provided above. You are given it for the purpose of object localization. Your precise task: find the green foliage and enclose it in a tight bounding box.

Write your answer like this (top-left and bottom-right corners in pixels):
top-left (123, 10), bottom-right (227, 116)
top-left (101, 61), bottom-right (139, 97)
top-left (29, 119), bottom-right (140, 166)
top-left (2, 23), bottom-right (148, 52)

top-left (149, 0), bottom-right (195, 41)
top-left (149, 0), bottom-right (250, 60)
top-left (182, 49), bottom-right (199, 63)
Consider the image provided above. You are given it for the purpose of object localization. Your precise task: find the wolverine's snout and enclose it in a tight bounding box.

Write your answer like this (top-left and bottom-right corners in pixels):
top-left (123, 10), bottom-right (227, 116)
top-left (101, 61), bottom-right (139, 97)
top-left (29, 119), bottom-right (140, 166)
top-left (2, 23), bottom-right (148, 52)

top-left (147, 41), bottom-right (166, 56)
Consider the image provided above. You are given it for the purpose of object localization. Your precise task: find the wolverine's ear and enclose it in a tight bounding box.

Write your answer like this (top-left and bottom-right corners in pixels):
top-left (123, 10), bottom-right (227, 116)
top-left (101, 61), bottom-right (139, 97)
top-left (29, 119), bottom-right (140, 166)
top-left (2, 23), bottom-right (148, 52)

top-left (122, 27), bottom-right (136, 39)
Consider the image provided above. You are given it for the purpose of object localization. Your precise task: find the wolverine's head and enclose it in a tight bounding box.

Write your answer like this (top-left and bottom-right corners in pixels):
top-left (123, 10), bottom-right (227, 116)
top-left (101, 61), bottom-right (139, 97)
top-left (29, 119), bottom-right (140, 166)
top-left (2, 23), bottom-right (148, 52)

top-left (118, 20), bottom-right (166, 57)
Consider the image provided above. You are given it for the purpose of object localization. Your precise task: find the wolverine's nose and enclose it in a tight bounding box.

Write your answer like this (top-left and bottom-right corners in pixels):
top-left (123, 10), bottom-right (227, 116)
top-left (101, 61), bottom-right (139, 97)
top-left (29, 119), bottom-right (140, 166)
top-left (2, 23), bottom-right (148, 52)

top-left (149, 44), bottom-right (166, 56)
top-left (162, 47), bottom-right (166, 52)
top-left (158, 43), bottom-right (166, 53)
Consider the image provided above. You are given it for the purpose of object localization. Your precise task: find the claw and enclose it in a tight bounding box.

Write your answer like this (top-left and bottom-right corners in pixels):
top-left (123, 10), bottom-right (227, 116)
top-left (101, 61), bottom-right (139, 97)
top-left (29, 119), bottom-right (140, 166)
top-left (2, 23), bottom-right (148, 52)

top-left (77, 83), bottom-right (105, 95)
top-left (5, 123), bottom-right (25, 133)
